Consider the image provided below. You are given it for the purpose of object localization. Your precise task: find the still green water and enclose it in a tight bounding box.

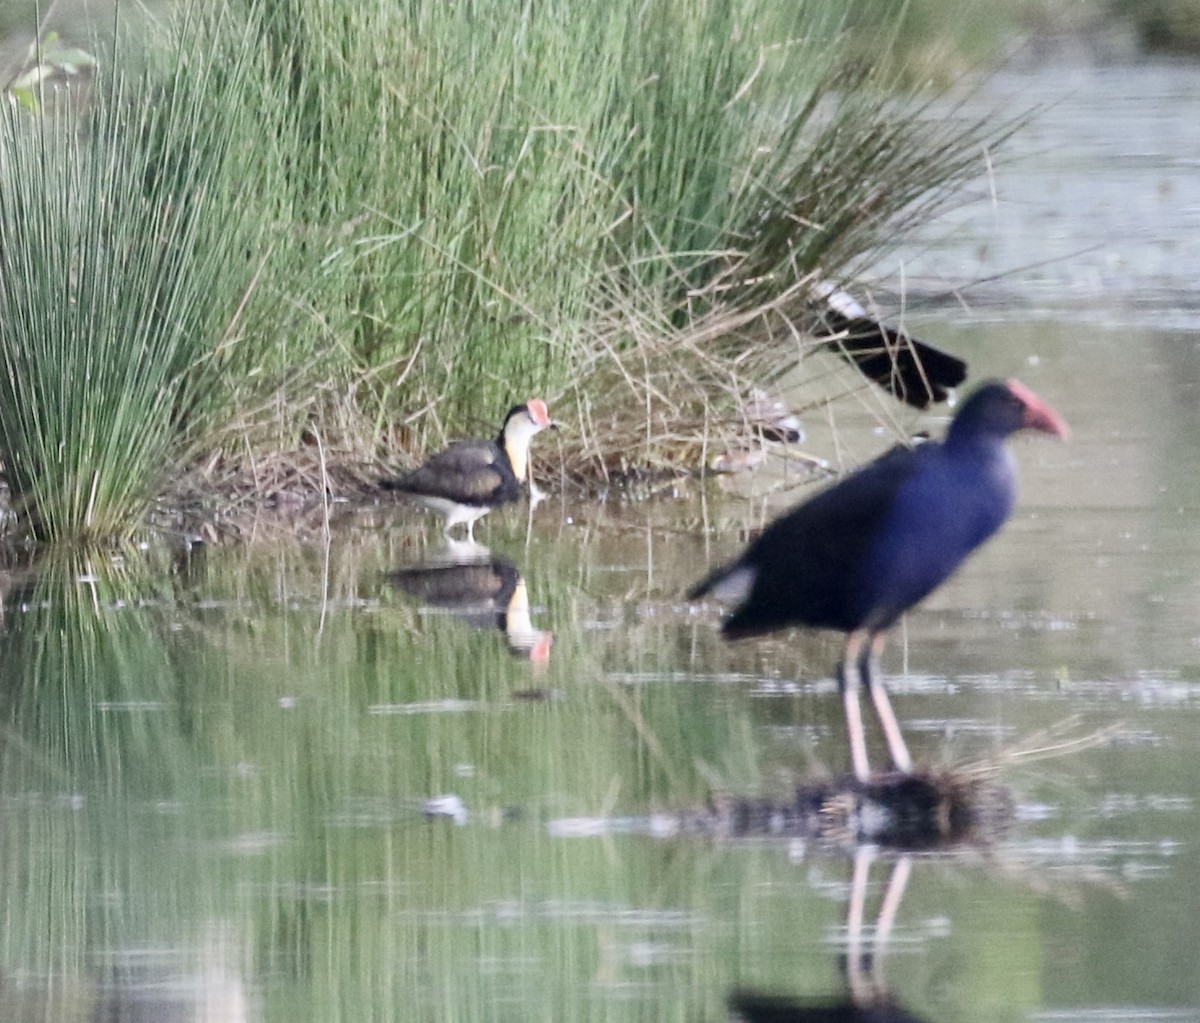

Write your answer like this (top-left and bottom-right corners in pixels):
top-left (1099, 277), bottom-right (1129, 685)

top-left (3, 319), bottom-right (1200, 1021)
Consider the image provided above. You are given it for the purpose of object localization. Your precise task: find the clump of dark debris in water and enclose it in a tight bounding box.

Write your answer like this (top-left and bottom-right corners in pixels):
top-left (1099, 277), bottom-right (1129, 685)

top-left (676, 770), bottom-right (1013, 850)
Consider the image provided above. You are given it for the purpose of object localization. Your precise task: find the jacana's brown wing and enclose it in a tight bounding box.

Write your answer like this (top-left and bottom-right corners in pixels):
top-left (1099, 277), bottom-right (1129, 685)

top-left (384, 441), bottom-right (517, 505)
top-left (388, 559), bottom-right (517, 609)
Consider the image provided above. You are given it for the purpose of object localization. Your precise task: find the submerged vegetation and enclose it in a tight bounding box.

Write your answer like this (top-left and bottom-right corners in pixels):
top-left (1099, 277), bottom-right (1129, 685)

top-left (0, 0), bottom-right (1016, 544)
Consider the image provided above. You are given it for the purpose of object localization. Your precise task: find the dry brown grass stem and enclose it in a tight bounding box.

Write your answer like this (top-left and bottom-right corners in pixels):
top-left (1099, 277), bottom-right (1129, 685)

top-left (547, 276), bottom-right (851, 484)
top-left (952, 715), bottom-right (1121, 780)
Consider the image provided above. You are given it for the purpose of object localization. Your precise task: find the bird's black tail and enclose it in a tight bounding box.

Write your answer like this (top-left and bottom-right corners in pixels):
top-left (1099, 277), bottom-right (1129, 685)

top-left (827, 321), bottom-right (967, 410)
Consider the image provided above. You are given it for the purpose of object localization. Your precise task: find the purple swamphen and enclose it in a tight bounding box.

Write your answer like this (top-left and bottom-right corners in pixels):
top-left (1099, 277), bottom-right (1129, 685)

top-left (689, 379), bottom-right (1069, 780)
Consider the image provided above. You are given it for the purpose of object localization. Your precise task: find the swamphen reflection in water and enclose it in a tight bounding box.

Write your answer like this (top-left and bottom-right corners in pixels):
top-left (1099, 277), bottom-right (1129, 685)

top-left (728, 849), bottom-right (925, 1023)
top-left (690, 380), bottom-right (1069, 780)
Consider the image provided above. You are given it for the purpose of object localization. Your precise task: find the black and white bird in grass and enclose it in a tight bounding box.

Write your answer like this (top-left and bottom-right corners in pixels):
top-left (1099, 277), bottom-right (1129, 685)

top-left (815, 282), bottom-right (968, 409)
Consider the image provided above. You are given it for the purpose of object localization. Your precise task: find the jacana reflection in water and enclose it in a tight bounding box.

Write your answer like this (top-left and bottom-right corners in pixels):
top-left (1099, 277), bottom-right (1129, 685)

top-left (729, 848), bottom-right (926, 1023)
top-left (387, 541), bottom-right (552, 662)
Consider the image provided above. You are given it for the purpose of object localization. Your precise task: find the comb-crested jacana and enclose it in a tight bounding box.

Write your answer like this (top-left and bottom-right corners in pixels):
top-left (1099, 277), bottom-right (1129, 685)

top-left (381, 400), bottom-right (556, 541)
top-left (388, 550), bottom-right (553, 662)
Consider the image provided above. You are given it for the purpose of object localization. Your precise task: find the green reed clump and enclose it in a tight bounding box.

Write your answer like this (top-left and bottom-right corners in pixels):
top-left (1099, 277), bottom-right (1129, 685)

top-left (0, 12), bottom-right (267, 542)
top-left (226, 0), bottom-right (632, 446)
top-left (1, 0), bottom-right (1018, 540)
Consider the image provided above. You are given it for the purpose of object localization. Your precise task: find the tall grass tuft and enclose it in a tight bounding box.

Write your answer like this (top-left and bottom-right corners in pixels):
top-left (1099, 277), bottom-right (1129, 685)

top-left (224, 0), bottom-right (1012, 465)
top-left (0, 11), bottom-right (265, 541)
top-left (226, 0), bottom-right (630, 447)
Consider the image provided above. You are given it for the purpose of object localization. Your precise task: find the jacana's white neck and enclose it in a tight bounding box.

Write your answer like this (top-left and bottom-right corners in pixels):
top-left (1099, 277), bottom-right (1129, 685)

top-left (504, 579), bottom-right (552, 661)
top-left (503, 416), bottom-right (543, 482)
top-left (506, 439), bottom-right (530, 482)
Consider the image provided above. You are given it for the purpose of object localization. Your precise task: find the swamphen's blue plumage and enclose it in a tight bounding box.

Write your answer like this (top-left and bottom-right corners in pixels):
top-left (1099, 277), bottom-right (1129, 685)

top-left (689, 379), bottom-right (1069, 780)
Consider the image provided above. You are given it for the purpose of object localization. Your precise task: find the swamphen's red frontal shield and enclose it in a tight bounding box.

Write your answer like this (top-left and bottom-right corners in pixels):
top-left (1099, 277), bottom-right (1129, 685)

top-left (689, 379), bottom-right (1069, 780)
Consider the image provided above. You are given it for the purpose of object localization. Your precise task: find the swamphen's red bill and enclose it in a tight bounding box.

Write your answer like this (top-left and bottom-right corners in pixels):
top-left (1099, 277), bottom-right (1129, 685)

top-left (689, 378), bottom-right (1069, 781)
top-left (1005, 378), bottom-right (1070, 439)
